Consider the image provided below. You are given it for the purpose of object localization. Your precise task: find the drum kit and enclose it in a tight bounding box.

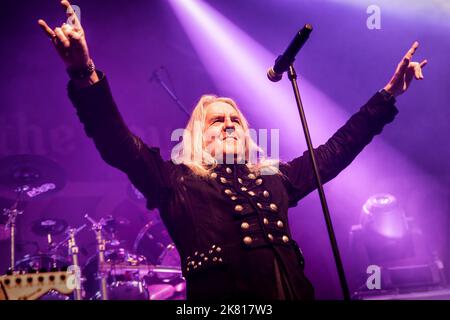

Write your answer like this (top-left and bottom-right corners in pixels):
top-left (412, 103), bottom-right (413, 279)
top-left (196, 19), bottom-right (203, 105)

top-left (0, 154), bottom-right (185, 300)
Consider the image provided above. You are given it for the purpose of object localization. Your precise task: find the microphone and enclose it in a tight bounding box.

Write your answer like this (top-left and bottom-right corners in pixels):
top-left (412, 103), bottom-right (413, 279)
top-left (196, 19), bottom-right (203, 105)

top-left (267, 24), bottom-right (313, 82)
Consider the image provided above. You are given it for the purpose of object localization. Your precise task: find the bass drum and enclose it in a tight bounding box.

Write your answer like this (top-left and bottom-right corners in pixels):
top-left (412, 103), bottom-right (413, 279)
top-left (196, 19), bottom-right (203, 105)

top-left (15, 253), bottom-right (72, 300)
top-left (133, 218), bottom-right (185, 300)
top-left (82, 248), bottom-right (149, 300)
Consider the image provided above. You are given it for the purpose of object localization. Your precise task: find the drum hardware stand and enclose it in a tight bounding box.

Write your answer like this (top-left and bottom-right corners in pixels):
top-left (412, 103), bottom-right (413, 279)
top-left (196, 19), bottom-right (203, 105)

top-left (85, 214), bottom-right (109, 300)
top-left (3, 185), bottom-right (28, 272)
top-left (52, 224), bottom-right (86, 252)
top-left (45, 234), bottom-right (61, 271)
top-left (47, 233), bottom-right (54, 251)
top-left (46, 233), bottom-right (60, 269)
top-left (67, 228), bottom-right (82, 300)
top-left (50, 223), bottom-right (86, 300)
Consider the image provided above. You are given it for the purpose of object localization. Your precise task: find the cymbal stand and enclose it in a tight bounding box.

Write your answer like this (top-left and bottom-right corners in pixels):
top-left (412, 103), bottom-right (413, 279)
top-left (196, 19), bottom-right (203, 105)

top-left (84, 214), bottom-right (108, 300)
top-left (67, 227), bottom-right (83, 300)
top-left (3, 185), bottom-right (28, 271)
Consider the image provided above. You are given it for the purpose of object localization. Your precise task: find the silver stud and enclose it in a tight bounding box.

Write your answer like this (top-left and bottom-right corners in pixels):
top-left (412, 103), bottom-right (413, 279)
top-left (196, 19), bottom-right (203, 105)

top-left (213, 257), bottom-right (218, 262)
top-left (241, 222), bottom-right (250, 230)
top-left (216, 247), bottom-right (221, 252)
top-left (218, 258), bottom-right (223, 262)
top-left (198, 261), bottom-right (202, 266)
top-left (257, 202), bottom-right (263, 209)
top-left (263, 218), bottom-right (269, 225)
top-left (255, 178), bottom-right (263, 185)
top-left (263, 190), bottom-right (270, 198)
top-left (238, 178), bottom-right (243, 184)
top-left (186, 267), bottom-right (190, 272)
top-left (226, 167), bottom-right (232, 174)
top-left (282, 235), bottom-right (290, 243)
top-left (210, 172), bottom-right (217, 178)
top-left (248, 191), bottom-right (256, 196)
top-left (235, 204), bottom-right (243, 212)
top-left (200, 253), bottom-right (205, 257)
top-left (270, 203), bottom-right (278, 212)
top-left (268, 233), bottom-right (274, 241)
top-left (243, 236), bottom-right (253, 245)
top-left (212, 245), bottom-right (216, 249)
top-left (224, 189), bottom-right (232, 195)
top-left (193, 265), bottom-right (198, 269)
top-left (231, 196), bottom-right (237, 201)
top-left (220, 177), bottom-right (227, 184)
top-left (241, 187), bottom-right (248, 192)
top-left (277, 220), bottom-right (284, 228)
top-left (208, 250), bottom-right (213, 254)
top-left (194, 251), bottom-right (198, 256)
top-left (204, 257), bottom-right (208, 261)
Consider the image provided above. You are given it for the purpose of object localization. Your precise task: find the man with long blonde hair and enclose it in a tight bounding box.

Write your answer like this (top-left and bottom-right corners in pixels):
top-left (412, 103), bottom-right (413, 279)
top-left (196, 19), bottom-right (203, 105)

top-left (38, 1), bottom-right (427, 300)
top-left (171, 94), bottom-right (279, 177)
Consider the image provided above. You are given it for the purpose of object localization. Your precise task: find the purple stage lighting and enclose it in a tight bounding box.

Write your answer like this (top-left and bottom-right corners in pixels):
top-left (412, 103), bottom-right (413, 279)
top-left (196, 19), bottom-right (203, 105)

top-left (361, 194), bottom-right (408, 239)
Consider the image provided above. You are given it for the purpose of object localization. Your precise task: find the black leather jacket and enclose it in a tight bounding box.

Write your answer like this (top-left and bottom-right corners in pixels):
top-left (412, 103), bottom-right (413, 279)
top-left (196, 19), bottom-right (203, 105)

top-left (68, 72), bottom-right (398, 300)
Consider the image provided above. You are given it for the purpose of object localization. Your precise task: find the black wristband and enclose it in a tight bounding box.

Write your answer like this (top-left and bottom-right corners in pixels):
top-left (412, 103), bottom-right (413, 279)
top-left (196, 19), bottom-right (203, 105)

top-left (67, 60), bottom-right (96, 80)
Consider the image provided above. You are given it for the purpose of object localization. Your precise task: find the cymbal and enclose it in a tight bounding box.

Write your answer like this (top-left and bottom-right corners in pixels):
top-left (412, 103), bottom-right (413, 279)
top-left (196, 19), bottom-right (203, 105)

top-left (104, 215), bottom-right (130, 226)
top-left (102, 216), bottom-right (130, 231)
top-left (0, 154), bottom-right (66, 200)
top-left (102, 215), bottom-right (130, 235)
top-left (31, 218), bottom-right (68, 237)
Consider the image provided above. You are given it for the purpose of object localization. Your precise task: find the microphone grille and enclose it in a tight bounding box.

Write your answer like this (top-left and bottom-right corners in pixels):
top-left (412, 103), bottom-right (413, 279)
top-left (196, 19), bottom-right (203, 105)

top-left (267, 67), bottom-right (282, 82)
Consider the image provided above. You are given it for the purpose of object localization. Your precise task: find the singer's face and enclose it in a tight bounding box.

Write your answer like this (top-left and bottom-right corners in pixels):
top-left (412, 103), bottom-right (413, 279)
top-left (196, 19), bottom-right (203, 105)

top-left (203, 102), bottom-right (246, 163)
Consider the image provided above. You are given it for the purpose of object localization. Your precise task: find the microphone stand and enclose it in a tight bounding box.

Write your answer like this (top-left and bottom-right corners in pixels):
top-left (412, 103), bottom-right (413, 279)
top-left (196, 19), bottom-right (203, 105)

top-left (150, 68), bottom-right (190, 118)
top-left (287, 64), bottom-right (350, 300)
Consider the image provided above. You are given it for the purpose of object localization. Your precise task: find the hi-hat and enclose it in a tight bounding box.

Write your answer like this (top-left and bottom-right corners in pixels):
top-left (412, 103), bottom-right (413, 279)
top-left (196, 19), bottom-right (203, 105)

top-left (31, 218), bottom-right (68, 237)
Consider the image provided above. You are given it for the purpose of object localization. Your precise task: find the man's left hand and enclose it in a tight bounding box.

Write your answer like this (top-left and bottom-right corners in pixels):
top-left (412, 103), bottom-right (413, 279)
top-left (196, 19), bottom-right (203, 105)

top-left (384, 41), bottom-right (428, 97)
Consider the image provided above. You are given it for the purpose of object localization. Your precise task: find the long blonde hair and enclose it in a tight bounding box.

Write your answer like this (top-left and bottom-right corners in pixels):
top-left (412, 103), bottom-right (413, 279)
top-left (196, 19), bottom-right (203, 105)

top-left (172, 95), bottom-right (280, 177)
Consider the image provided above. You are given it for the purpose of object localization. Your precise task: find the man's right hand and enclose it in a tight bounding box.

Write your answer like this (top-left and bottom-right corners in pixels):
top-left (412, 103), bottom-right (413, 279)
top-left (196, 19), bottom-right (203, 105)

top-left (38, 0), bottom-right (99, 86)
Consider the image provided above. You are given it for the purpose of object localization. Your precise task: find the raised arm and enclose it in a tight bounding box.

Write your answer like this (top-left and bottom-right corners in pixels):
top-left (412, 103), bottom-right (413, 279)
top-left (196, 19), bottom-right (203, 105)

top-left (281, 42), bottom-right (427, 206)
top-left (38, 0), bottom-right (99, 88)
top-left (38, 1), bottom-right (173, 209)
